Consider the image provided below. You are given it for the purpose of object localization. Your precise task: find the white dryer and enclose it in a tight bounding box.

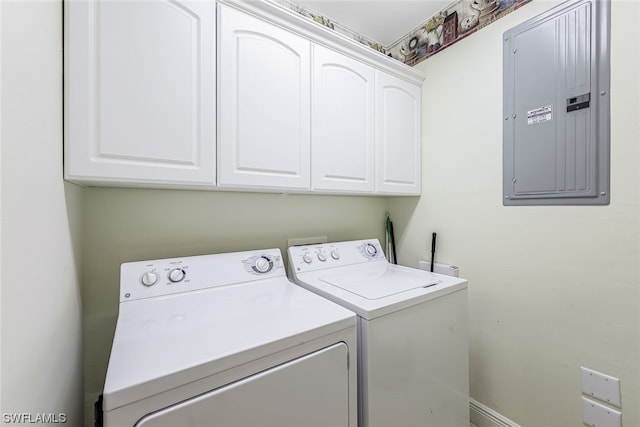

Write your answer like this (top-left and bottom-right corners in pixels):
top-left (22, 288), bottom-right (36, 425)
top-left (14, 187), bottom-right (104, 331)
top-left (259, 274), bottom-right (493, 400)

top-left (103, 248), bottom-right (357, 427)
top-left (288, 239), bottom-right (469, 427)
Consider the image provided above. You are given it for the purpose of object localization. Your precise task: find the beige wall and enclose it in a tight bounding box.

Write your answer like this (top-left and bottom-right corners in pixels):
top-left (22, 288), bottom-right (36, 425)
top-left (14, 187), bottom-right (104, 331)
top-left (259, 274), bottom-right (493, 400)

top-left (81, 188), bottom-right (388, 423)
top-left (1, 1), bottom-right (84, 425)
top-left (390, 0), bottom-right (639, 425)
top-left (5, 1), bottom-right (635, 425)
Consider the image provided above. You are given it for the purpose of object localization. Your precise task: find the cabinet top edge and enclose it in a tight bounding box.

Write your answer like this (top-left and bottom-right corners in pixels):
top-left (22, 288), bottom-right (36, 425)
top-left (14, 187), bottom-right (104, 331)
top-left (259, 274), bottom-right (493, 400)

top-left (218, 0), bottom-right (426, 85)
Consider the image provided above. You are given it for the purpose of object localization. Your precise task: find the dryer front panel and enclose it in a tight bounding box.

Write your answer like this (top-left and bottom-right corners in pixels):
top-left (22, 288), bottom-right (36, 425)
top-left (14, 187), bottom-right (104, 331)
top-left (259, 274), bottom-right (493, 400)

top-left (135, 343), bottom-right (350, 427)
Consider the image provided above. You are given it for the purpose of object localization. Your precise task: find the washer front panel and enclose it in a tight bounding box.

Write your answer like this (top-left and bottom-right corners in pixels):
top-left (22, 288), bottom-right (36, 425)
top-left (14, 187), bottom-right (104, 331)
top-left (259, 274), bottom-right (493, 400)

top-left (359, 289), bottom-right (469, 427)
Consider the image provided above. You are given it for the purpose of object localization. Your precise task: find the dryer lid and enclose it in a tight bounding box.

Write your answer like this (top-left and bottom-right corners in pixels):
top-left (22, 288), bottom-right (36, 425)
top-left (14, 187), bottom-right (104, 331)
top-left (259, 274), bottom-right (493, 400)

top-left (102, 277), bottom-right (355, 412)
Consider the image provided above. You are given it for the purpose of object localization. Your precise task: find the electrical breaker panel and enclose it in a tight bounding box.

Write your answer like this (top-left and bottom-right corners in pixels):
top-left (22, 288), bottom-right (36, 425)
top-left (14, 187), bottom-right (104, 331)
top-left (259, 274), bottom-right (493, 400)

top-left (503, 0), bottom-right (610, 205)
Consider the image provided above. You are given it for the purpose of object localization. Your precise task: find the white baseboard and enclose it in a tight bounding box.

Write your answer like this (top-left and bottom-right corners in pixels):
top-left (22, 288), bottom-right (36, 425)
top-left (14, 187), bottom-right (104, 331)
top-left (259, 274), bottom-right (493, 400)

top-left (470, 398), bottom-right (522, 427)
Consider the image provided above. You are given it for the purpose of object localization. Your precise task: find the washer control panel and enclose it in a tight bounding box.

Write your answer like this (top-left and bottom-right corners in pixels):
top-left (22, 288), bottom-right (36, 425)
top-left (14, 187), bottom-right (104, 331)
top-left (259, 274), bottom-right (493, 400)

top-left (288, 239), bottom-right (386, 274)
top-left (120, 249), bottom-right (285, 302)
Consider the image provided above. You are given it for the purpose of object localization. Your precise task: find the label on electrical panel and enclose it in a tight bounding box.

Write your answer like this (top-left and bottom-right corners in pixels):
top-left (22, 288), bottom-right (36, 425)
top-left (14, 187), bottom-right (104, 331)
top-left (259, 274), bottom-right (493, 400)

top-left (527, 105), bottom-right (553, 124)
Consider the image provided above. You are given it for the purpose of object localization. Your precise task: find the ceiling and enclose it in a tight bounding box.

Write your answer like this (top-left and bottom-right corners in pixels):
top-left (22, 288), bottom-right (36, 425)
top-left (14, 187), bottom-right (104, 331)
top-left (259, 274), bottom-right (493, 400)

top-left (294, 0), bottom-right (451, 46)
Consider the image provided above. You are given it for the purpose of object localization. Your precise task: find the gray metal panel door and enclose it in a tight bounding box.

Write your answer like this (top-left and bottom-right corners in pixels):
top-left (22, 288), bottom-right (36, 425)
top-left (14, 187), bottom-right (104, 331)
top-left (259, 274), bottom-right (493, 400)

top-left (503, 0), bottom-right (610, 205)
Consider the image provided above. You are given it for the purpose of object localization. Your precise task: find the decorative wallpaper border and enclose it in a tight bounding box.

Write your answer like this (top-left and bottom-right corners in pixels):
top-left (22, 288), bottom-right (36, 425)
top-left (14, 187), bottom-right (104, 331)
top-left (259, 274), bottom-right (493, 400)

top-left (387, 0), bottom-right (533, 65)
top-left (270, 0), bottom-right (533, 66)
top-left (270, 0), bottom-right (388, 54)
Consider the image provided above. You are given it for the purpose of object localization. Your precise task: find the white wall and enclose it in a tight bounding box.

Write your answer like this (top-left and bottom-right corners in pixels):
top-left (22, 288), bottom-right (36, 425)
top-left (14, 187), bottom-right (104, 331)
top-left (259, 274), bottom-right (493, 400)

top-left (1, 1), bottom-right (84, 425)
top-left (81, 188), bottom-right (388, 424)
top-left (391, 0), bottom-right (639, 426)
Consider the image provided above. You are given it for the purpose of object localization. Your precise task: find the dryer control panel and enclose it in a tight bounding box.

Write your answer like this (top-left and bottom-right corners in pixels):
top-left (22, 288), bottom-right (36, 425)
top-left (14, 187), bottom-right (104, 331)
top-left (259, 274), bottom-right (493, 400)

top-left (120, 249), bottom-right (285, 302)
top-left (288, 239), bottom-right (386, 274)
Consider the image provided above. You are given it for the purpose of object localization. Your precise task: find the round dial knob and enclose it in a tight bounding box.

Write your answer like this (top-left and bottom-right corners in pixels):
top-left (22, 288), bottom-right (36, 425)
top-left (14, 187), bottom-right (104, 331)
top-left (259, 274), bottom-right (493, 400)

top-left (302, 254), bottom-right (313, 264)
top-left (141, 271), bottom-right (159, 287)
top-left (317, 253), bottom-right (327, 262)
top-left (168, 268), bottom-right (186, 283)
top-left (331, 249), bottom-right (340, 260)
top-left (253, 256), bottom-right (272, 273)
top-left (365, 244), bottom-right (378, 256)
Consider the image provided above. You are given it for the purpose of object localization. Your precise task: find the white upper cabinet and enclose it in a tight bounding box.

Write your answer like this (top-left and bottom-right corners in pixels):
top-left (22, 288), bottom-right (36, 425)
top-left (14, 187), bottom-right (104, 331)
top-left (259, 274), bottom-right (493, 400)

top-left (375, 71), bottom-right (422, 195)
top-left (65, 0), bottom-right (424, 195)
top-left (312, 45), bottom-right (375, 193)
top-left (218, 4), bottom-right (311, 191)
top-left (64, 0), bottom-right (216, 186)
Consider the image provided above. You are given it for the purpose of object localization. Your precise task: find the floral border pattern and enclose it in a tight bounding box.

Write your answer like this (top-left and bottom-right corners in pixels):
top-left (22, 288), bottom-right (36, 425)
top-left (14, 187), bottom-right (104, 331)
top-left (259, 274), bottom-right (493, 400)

top-left (270, 0), bottom-right (533, 66)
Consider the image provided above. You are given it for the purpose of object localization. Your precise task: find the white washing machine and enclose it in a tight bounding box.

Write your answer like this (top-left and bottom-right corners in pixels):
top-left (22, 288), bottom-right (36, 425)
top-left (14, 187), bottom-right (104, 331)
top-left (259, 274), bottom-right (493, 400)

top-left (103, 248), bottom-right (357, 426)
top-left (288, 239), bottom-right (469, 427)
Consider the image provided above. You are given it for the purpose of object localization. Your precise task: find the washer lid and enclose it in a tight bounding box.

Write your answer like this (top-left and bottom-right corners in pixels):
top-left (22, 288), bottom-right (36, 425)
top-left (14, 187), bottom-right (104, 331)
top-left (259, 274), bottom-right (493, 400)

top-left (103, 277), bottom-right (355, 412)
top-left (295, 262), bottom-right (467, 320)
top-left (320, 266), bottom-right (439, 299)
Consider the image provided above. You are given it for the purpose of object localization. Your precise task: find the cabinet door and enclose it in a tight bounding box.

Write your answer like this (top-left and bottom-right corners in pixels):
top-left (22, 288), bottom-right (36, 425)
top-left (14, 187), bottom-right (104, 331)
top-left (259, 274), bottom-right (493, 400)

top-left (64, 0), bottom-right (216, 186)
top-left (312, 46), bottom-right (375, 193)
top-left (218, 5), bottom-right (311, 191)
top-left (375, 71), bottom-right (422, 195)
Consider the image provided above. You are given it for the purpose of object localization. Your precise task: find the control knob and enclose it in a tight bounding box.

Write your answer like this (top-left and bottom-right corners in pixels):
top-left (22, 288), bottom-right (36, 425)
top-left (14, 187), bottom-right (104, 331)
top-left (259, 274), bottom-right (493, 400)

top-left (141, 271), bottom-right (159, 287)
top-left (317, 253), bottom-right (327, 262)
top-left (365, 244), bottom-right (377, 257)
top-left (330, 249), bottom-right (340, 260)
top-left (302, 254), bottom-right (313, 264)
top-left (253, 256), bottom-right (272, 273)
top-left (168, 268), bottom-right (186, 283)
